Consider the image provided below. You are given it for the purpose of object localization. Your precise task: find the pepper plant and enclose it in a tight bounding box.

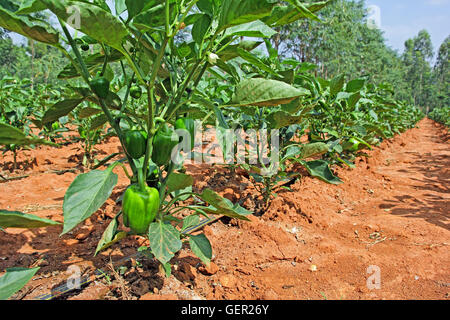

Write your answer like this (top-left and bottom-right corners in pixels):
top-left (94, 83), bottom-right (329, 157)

top-left (0, 0), bottom-right (332, 272)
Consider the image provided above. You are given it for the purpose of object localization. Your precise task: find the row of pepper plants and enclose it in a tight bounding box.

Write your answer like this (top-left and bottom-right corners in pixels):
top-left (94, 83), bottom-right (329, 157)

top-left (0, 0), bottom-right (423, 299)
top-left (428, 107), bottom-right (450, 127)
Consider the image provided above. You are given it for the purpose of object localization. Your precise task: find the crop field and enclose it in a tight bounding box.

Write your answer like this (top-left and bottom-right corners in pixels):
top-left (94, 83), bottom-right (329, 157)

top-left (0, 0), bottom-right (448, 302)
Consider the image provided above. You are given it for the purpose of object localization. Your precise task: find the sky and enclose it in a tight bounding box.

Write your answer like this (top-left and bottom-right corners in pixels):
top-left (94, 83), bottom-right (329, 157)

top-left (367, 0), bottom-right (450, 57)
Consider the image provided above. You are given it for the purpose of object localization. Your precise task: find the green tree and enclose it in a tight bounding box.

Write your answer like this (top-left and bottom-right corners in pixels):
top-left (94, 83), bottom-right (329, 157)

top-left (433, 35), bottom-right (449, 111)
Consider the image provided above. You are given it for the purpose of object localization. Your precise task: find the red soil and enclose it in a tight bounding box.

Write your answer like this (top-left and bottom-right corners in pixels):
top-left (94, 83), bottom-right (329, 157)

top-left (0, 118), bottom-right (448, 300)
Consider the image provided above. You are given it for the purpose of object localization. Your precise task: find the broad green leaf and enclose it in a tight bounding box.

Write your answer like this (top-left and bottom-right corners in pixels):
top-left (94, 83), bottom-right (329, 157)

top-left (267, 110), bottom-right (305, 129)
top-left (348, 92), bottom-right (361, 108)
top-left (284, 142), bottom-right (329, 161)
top-left (189, 234), bottom-right (212, 266)
top-left (219, 40), bottom-right (262, 62)
top-left (125, 0), bottom-right (148, 20)
top-left (300, 160), bottom-right (343, 185)
top-left (223, 20), bottom-right (276, 38)
top-left (330, 74), bottom-right (345, 96)
top-left (89, 114), bottom-right (108, 131)
top-left (95, 214), bottom-right (127, 256)
top-left (197, 0), bottom-right (215, 15)
top-left (192, 14), bottom-right (211, 45)
top-left (0, 210), bottom-right (60, 229)
top-left (218, 0), bottom-right (274, 30)
top-left (236, 48), bottom-right (278, 76)
top-left (58, 50), bottom-right (123, 79)
top-left (0, 123), bottom-right (56, 147)
top-left (0, 267), bottom-right (40, 300)
top-left (40, 0), bottom-right (128, 51)
top-left (346, 78), bottom-right (366, 93)
top-left (0, 6), bottom-right (59, 45)
top-left (198, 189), bottom-right (252, 221)
top-left (132, 2), bottom-right (176, 31)
top-left (148, 222), bottom-right (182, 264)
top-left (42, 99), bottom-right (84, 124)
top-left (180, 215), bottom-right (200, 233)
top-left (62, 165), bottom-right (118, 235)
top-left (78, 107), bottom-right (102, 119)
top-left (232, 78), bottom-right (310, 107)
top-left (166, 173), bottom-right (194, 194)
top-left (16, 0), bottom-right (46, 14)
top-left (263, 1), bottom-right (329, 26)
top-left (115, 0), bottom-right (127, 15)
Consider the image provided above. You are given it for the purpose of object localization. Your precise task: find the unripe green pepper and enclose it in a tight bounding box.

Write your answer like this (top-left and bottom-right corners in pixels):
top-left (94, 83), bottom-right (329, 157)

top-left (175, 117), bottom-right (195, 150)
top-left (90, 76), bottom-right (110, 99)
top-left (130, 86), bottom-right (142, 99)
top-left (151, 124), bottom-right (179, 166)
top-left (122, 185), bottom-right (159, 235)
top-left (124, 130), bottom-right (147, 159)
top-left (343, 138), bottom-right (361, 152)
top-left (51, 121), bottom-right (60, 131)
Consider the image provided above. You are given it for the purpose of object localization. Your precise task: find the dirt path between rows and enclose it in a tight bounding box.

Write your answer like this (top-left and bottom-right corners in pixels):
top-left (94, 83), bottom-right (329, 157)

top-left (0, 118), bottom-right (448, 300)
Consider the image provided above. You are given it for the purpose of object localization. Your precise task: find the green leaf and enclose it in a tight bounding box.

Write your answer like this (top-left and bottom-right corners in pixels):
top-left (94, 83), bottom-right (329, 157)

top-left (192, 14), bottom-right (211, 45)
top-left (197, 0), bottom-right (215, 15)
top-left (0, 210), bottom-right (60, 229)
top-left (115, 0), bottom-right (127, 15)
top-left (263, 1), bottom-right (329, 26)
top-left (0, 6), bottom-right (59, 45)
top-left (330, 74), bottom-right (345, 96)
top-left (267, 110), bottom-right (305, 129)
top-left (346, 78), bottom-right (366, 93)
top-left (0, 123), bottom-right (56, 147)
top-left (284, 143), bottom-right (329, 161)
top-left (42, 99), bottom-right (84, 125)
top-left (132, 2), bottom-right (176, 31)
top-left (16, 0), bottom-right (46, 14)
top-left (89, 114), bottom-right (108, 131)
top-left (219, 40), bottom-right (262, 61)
top-left (166, 173), bottom-right (194, 194)
top-left (0, 267), bottom-right (40, 300)
top-left (162, 262), bottom-right (171, 278)
top-left (62, 165), bottom-right (118, 235)
top-left (223, 20), bottom-right (276, 38)
top-left (348, 92), bottom-right (361, 108)
top-left (40, 0), bottom-right (129, 51)
top-left (58, 50), bottom-right (123, 79)
top-left (125, 0), bottom-right (148, 20)
top-left (95, 214), bottom-right (127, 256)
top-left (189, 234), bottom-right (212, 266)
top-left (78, 107), bottom-right (102, 119)
top-left (198, 189), bottom-right (252, 221)
top-left (300, 160), bottom-right (343, 185)
top-left (236, 48), bottom-right (278, 76)
top-left (232, 78), bottom-right (310, 107)
top-left (218, 0), bottom-right (274, 30)
top-left (180, 215), bottom-right (200, 233)
top-left (148, 222), bottom-right (182, 264)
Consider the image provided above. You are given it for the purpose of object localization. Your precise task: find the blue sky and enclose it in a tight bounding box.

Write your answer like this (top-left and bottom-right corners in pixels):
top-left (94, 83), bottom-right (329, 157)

top-left (367, 0), bottom-right (450, 57)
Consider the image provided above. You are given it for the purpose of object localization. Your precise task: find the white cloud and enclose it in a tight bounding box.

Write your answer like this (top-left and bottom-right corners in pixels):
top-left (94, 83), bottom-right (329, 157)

top-left (425, 0), bottom-right (450, 6)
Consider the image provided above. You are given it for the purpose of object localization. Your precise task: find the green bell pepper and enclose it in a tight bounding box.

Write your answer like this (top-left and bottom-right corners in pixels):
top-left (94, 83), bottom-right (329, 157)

top-left (130, 86), bottom-right (142, 99)
top-left (175, 117), bottom-right (195, 150)
top-left (122, 169), bottom-right (160, 235)
top-left (90, 76), bottom-right (110, 99)
top-left (151, 124), bottom-right (179, 166)
top-left (124, 130), bottom-right (147, 159)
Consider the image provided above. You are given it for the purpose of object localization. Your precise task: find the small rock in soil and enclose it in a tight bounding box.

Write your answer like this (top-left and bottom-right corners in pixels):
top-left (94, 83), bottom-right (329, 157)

top-left (198, 262), bottom-right (219, 275)
top-left (219, 275), bottom-right (237, 288)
